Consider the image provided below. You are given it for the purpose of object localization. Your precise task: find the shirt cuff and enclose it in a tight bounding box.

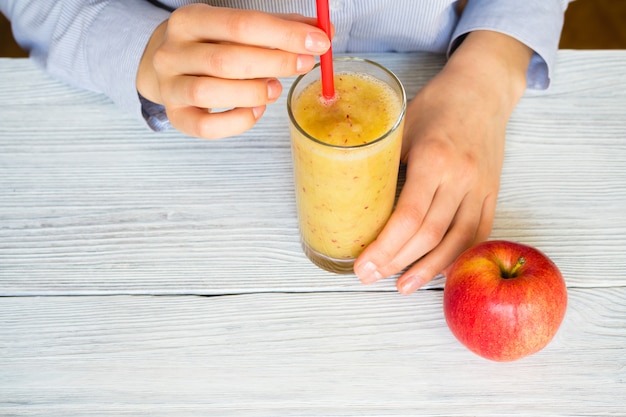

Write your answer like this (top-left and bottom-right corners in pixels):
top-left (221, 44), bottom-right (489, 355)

top-left (85, 1), bottom-right (170, 127)
top-left (449, 0), bottom-right (567, 89)
top-left (140, 94), bottom-right (171, 132)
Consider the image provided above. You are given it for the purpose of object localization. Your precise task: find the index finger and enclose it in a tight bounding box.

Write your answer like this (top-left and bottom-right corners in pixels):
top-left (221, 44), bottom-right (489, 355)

top-left (168, 4), bottom-right (331, 54)
top-left (353, 163), bottom-right (439, 281)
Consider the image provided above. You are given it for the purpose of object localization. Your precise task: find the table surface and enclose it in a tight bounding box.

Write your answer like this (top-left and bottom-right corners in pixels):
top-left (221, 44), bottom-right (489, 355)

top-left (1, 50), bottom-right (625, 416)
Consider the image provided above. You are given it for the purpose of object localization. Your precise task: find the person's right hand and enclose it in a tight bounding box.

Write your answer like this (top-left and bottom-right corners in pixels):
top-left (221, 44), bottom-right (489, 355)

top-left (137, 4), bottom-right (331, 139)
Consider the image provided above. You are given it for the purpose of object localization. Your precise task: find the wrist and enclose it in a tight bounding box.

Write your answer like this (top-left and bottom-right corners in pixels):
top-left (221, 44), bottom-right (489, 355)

top-left (447, 30), bottom-right (533, 110)
top-left (137, 20), bottom-right (168, 104)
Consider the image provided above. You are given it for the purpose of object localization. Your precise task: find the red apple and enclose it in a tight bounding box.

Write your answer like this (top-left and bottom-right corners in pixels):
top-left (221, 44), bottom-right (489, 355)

top-left (443, 240), bottom-right (567, 362)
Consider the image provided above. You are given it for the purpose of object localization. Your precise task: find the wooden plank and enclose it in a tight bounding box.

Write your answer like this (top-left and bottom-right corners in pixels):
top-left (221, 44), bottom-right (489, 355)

top-left (1, 52), bottom-right (626, 295)
top-left (1, 288), bottom-right (624, 415)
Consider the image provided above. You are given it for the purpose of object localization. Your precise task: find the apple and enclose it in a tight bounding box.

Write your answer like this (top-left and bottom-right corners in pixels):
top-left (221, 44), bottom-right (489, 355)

top-left (443, 240), bottom-right (567, 362)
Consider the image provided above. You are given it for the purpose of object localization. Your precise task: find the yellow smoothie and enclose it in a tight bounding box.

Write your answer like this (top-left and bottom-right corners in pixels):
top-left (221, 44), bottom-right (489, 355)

top-left (290, 70), bottom-right (404, 269)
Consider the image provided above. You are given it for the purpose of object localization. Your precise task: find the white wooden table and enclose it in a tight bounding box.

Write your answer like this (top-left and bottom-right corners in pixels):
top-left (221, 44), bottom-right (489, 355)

top-left (1, 51), bottom-right (625, 416)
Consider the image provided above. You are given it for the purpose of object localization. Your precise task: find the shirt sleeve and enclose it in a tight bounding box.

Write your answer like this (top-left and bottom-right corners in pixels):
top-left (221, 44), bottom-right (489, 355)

top-left (449, 0), bottom-right (574, 89)
top-left (1, 0), bottom-right (170, 129)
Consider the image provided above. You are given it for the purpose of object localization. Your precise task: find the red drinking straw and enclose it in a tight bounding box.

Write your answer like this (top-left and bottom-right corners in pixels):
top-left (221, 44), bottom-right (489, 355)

top-left (316, 0), bottom-right (335, 100)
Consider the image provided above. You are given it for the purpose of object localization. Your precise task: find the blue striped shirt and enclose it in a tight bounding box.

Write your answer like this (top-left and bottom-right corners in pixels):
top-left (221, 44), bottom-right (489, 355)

top-left (1, 0), bottom-right (572, 130)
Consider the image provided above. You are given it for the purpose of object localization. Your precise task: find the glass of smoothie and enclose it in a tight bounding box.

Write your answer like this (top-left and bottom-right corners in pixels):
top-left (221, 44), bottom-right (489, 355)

top-left (287, 57), bottom-right (406, 274)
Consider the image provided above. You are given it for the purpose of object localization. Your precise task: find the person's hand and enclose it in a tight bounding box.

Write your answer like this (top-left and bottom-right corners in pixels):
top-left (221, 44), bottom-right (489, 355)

top-left (137, 4), bottom-right (331, 139)
top-left (354, 31), bottom-right (533, 294)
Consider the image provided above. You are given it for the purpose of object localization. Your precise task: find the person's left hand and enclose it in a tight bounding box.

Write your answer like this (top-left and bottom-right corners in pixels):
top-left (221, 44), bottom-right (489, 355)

top-left (354, 31), bottom-right (533, 294)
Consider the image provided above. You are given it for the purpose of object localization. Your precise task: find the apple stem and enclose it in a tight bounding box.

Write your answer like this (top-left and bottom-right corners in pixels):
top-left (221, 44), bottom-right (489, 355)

top-left (510, 256), bottom-right (526, 277)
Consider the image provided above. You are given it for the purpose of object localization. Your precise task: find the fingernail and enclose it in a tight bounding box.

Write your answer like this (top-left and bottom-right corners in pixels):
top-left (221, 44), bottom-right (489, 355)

top-left (356, 261), bottom-right (383, 284)
top-left (304, 32), bottom-right (330, 53)
top-left (397, 275), bottom-right (424, 295)
top-left (267, 79), bottom-right (281, 101)
top-left (252, 105), bottom-right (265, 120)
top-left (296, 54), bottom-right (315, 73)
